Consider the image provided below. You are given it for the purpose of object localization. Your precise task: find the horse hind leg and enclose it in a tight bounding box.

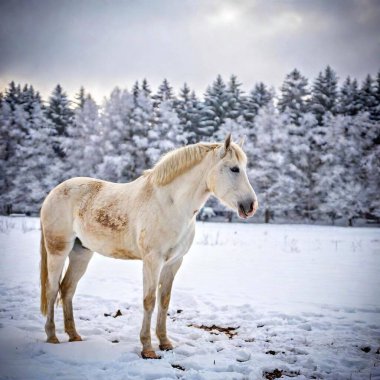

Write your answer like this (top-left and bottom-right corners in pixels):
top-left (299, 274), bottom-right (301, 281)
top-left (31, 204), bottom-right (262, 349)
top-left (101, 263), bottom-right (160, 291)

top-left (60, 239), bottom-right (93, 342)
top-left (43, 235), bottom-right (74, 343)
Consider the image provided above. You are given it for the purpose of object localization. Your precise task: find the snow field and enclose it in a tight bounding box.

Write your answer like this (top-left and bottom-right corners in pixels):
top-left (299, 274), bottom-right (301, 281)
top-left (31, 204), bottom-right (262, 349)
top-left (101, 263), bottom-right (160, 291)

top-left (0, 217), bottom-right (379, 379)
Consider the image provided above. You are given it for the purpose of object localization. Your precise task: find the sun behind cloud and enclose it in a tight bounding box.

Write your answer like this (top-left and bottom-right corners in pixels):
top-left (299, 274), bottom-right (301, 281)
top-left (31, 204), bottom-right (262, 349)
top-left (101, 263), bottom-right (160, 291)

top-left (207, 4), bottom-right (241, 26)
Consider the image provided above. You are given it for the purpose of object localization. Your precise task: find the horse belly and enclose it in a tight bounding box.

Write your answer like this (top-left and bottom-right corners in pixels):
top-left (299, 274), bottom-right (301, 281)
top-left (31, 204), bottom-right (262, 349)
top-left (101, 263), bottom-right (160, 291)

top-left (74, 220), bottom-right (141, 260)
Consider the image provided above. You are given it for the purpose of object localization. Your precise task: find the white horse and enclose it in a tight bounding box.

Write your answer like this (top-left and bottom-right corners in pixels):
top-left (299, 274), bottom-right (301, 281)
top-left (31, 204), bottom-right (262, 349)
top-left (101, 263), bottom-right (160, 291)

top-left (40, 135), bottom-right (258, 359)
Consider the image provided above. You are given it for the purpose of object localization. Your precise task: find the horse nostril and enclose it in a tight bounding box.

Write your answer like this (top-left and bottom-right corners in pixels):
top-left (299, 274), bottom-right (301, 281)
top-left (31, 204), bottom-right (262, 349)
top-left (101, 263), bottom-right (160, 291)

top-left (249, 202), bottom-right (254, 213)
top-left (239, 203), bottom-right (245, 214)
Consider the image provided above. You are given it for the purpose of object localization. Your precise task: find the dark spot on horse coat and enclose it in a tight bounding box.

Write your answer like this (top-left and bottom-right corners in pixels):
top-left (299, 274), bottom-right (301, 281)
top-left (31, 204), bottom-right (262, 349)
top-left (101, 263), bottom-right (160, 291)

top-left (78, 181), bottom-right (103, 218)
top-left (143, 293), bottom-right (155, 311)
top-left (160, 293), bottom-right (171, 309)
top-left (95, 208), bottom-right (128, 231)
top-left (45, 235), bottom-right (69, 254)
top-left (61, 186), bottom-right (70, 196)
top-left (111, 248), bottom-right (139, 259)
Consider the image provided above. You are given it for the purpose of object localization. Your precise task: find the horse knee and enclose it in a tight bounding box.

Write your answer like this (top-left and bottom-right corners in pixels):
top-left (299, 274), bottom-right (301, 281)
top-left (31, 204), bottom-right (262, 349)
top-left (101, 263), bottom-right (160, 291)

top-left (160, 292), bottom-right (171, 310)
top-left (143, 293), bottom-right (156, 312)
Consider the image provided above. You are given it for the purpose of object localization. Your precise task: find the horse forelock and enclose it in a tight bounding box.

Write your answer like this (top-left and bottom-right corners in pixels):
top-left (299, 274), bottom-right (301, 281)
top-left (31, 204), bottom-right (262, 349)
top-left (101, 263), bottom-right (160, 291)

top-left (146, 141), bottom-right (247, 186)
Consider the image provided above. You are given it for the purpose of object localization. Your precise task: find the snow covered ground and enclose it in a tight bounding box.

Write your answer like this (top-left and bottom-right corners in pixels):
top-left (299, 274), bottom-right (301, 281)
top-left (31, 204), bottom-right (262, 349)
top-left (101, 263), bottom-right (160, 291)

top-left (0, 217), bottom-right (379, 379)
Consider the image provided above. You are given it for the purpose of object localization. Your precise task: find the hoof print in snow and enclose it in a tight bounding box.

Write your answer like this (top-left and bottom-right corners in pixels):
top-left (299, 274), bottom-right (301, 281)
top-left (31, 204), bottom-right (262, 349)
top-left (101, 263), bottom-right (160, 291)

top-left (266, 350), bottom-right (286, 355)
top-left (376, 347), bottom-right (380, 354)
top-left (188, 324), bottom-right (239, 339)
top-left (264, 369), bottom-right (300, 379)
top-left (263, 369), bottom-right (283, 379)
top-left (171, 364), bottom-right (185, 371)
top-left (111, 340), bottom-right (119, 343)
top-left (113, 309), bottom-right (122, 318)
top-left (244, 338), bottom-right (255, 342)
top-left (360, 346), bottom-right (371, 353)
top-left (257, 323), bottom-right (265, 328)
top-left (177, 309), bottom-right (183, 314)
top-left (104, 309), bottom-right (123, 318)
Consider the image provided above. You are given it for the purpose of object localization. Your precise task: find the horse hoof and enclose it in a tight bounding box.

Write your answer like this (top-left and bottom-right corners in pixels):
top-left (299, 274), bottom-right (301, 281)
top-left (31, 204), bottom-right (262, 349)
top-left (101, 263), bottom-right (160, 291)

top-left (159, 343), bottom-right (174, 351)
top-left (46, 336), bottom-right (60, 344)
top-left (69, 335), bottom-right (82, 342)
top-left (141, 350), bottom-right (161, 359)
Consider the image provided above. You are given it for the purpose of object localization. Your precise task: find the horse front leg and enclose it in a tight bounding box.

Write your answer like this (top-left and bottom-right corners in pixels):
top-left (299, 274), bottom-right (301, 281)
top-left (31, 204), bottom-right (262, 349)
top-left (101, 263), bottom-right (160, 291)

top-left (156, 258), bottom-right (183, 351)
top-left (140, 254), bottom-right (163, 359)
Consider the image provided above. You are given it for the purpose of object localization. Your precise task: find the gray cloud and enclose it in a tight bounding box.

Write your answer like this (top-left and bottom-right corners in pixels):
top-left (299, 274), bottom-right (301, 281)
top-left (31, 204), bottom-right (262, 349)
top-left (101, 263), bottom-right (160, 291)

top-left (0, 0), bottom-right (379, 101)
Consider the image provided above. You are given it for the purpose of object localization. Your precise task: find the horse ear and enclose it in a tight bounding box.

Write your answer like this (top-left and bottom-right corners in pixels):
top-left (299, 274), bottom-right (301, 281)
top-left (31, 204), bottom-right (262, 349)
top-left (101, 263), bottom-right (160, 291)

top-left (238, 136), bottom-right (245, 148)
top-left (221, 133), bottom-right (232, 158)
top-left (224, 133), bottom-right (232, 150)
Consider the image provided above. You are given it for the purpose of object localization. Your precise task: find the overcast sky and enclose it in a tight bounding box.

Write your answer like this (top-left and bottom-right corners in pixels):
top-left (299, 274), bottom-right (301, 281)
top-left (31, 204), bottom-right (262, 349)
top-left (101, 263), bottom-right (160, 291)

top-left (0, 0), bottom-right (379, 102)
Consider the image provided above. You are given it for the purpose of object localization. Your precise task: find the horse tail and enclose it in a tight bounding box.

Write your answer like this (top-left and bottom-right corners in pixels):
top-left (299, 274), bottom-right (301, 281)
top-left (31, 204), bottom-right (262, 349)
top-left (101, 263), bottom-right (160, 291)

top-left (40, 222), bottom-right (48, 316)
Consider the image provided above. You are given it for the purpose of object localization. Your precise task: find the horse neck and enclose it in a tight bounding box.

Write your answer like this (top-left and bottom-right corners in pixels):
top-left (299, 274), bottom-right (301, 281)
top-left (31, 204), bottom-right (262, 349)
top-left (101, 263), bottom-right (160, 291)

top-left (160, 150), bottom-right (215, 219)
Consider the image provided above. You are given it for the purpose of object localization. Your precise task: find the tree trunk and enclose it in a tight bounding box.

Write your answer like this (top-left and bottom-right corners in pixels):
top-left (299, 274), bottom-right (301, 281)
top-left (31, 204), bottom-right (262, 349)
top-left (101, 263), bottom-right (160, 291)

top-left (265, 209), bottom-right (270, 224)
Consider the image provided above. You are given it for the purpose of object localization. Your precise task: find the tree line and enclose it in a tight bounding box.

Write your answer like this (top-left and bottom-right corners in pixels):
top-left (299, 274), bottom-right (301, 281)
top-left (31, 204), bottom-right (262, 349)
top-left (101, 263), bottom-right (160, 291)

top-left (0, 66), bottom-right (379, 225)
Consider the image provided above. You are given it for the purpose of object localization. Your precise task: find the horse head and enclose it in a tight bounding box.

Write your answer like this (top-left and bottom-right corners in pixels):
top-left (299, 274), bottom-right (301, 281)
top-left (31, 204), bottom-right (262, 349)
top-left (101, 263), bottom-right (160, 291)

top-left (207, 134), bottom-right (258, 219)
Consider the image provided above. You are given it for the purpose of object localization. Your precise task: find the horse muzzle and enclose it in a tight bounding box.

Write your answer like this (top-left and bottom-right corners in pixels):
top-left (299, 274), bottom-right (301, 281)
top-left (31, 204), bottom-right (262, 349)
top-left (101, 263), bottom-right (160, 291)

top-left (238, 199), bottom-right (258, 219)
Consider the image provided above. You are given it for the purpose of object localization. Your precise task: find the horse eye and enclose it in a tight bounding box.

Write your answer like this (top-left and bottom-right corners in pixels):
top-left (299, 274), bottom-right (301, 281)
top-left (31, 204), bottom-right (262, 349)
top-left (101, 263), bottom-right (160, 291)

top-left (230, 166), bottom-right (240, 173)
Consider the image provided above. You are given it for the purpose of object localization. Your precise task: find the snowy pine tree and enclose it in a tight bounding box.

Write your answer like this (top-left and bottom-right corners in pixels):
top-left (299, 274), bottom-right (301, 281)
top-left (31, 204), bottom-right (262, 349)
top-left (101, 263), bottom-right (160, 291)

top-left (338, 76), bottom-right (360, 116)
top-left (0, 84), bottom-right (62, 213)
top-left (176, 83), bottom-right (201, 144)
top-left (282, 112), bottom-right (316, 220)
top-left (63, 96), bottom-right (103, 178)
top-left (75, 86), bottom-right (86, 109)
top-left (244, 82), bottom-right (273, 123)
top-left (46, 84), bottom-right (74, 158)
top-left (0, 83), bottom-right (29, 213)
top-left (278, 69), bottom-right (310, 125)
top-left (147, 98), bottom-right (184, 166)
top-left (132, 81), bottom-right (140, 103)
top-left (225, 75), bottom-right (244, 121)
top-left (97, 87), bottom-right (135, 182)
top-left (129, 87), bottom-right (154, 175)
top-left (250, 103), bottom-right (286, 222)
top-left (10, 100), bottom-right (60, 213)
top-left (153, 78), bottom-right (174, 107)
top-left (198, 75), bottom-right (230, 138)
top-left (141, 78), bottom-right (152, 98)
top-left (359, 74), bottom-right (378, 119)
top-left (46, 84), bottom-right (74, 137)
top-left (374, 71), bottom-right (380, 122)
top-left (310, 65), bottom-right (339, 124)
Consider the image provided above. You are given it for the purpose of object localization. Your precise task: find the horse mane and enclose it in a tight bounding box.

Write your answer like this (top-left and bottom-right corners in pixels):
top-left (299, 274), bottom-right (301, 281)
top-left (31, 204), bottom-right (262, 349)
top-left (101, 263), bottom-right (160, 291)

top-left (145, 143), bottom-right (220, 186)
top-left (145, 141), bottom-right (247, 186)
